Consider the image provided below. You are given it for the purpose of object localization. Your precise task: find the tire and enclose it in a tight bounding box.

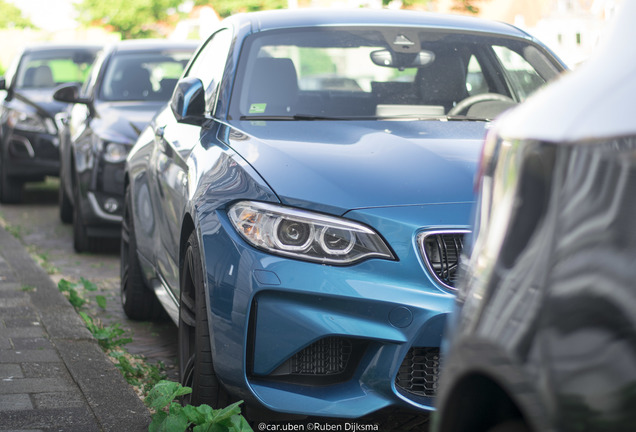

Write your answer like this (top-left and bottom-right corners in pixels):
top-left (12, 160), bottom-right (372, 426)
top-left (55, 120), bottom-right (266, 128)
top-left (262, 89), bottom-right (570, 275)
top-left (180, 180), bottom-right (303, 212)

top-left (120, 184), bottom-right (161, 320)
top-left (487, 420), bottom-right (531, 432)
top-left (0, 151), bottom-right (23, 204)
top-left (179, 231), bottom-right (230, 407)
top-left (59, 179), bottom-right (73, 224)
top-left (72, 184), bottom-right (95, 253)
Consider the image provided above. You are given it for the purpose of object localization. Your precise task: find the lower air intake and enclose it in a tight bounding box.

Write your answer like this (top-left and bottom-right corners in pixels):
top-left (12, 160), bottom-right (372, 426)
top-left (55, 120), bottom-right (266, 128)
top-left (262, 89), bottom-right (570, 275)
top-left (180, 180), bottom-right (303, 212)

top-left (289, 336), bottom-right (352, 375)
top-left (395, 347), bottom-right (441, 398)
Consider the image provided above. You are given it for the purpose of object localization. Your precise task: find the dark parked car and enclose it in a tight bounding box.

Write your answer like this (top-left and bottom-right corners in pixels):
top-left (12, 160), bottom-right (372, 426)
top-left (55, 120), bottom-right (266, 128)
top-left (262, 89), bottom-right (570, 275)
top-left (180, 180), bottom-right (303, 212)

top-left (0, 44), bottom-right (101, 203)
top-left (121, 9), bottom-right (565, 420)
top-left (433, 3), bottom-right (636, 432)
top-left (53, 39), bottom-right (197, 252)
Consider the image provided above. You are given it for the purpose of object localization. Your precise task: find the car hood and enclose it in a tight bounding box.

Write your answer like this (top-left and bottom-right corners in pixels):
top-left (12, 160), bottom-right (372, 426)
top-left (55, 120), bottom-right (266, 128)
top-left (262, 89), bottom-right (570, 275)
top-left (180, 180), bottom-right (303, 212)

top-left (94, 100), bottom-right (166, 143)
top-left (228, 120), bottom-right (486, 214)
top-left (16, 88), bottom-right (68, 118)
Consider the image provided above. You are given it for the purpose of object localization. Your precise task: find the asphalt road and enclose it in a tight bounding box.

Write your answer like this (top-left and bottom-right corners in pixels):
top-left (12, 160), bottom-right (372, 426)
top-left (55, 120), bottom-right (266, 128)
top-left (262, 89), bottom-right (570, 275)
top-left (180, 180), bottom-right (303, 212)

top-left (0, 178), bottom-right (179, 380)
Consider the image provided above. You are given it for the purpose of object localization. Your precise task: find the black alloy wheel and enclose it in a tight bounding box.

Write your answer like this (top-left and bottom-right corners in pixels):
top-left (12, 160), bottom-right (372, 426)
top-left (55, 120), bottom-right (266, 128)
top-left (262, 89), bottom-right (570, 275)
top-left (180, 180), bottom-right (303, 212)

top-left (59, 177), bottom-right (73, 224)
top-left (72, 183), bottom-right (94, 253)
top-left (179, 231), bottom-right (230, 407)
top-left (120, 184), bottom-right (161, 320)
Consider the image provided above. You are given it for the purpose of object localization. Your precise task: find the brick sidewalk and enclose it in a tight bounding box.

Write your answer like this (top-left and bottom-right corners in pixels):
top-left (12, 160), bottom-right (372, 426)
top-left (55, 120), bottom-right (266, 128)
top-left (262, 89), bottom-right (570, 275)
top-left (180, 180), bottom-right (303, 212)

top-left (0, 225), bottom-right (150, 431)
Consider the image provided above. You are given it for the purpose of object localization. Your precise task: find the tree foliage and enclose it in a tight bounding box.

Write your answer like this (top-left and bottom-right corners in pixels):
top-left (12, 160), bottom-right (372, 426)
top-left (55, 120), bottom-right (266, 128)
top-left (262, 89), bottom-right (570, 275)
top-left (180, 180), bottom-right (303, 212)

top-left (74, 0), bottom-right (486, 40)
top-left (193, 0), bottom-right (287, 18)
top-left (74, 0), bottom-right (183, 39)
top-left (382, 0), bottom-right (483, 14)
top-left (451, 0), bottom-right (482, 14)
top-left (0, 0), bottom-right (36, 29)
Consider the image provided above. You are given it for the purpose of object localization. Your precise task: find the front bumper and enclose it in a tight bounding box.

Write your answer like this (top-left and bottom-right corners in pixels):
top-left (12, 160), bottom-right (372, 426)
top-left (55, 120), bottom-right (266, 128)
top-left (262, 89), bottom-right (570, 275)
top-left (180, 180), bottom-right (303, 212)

top-left (199, 203), bottom-right (471, 418)
top-left (76, 158), bottom-right (125, 236)
top-left (4, 129), bottom-right (60, 179)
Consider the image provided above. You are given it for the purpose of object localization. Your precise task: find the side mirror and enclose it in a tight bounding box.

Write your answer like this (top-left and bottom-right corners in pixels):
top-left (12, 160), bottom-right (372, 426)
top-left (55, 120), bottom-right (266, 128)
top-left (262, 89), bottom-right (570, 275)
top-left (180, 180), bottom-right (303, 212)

top-left (53, 83), bottom-right (87, 104)
top-left (170, 77), bottom-right (205, 124)
top-left (0, 76), bottom-right (6, 91)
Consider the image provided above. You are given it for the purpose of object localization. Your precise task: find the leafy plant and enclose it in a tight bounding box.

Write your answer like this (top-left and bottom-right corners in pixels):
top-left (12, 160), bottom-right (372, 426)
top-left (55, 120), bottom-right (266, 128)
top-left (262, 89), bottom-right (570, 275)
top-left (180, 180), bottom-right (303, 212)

top-left (57, 276), bottom-right (167, 398)
top-left (58, 278), bottom-right (88, 308)
top-left (6, 224), bottom-right (24, 240)
top-left (146, 381), bottom-right (253, 432)
top-left (79, 311), bottom-right (133, 350)
top-left (57, 277), bottom-right (103, 309)
top-left (110, 350), bottom-right (166, 395)
top-left (96, 295), bottom-right (107, 310)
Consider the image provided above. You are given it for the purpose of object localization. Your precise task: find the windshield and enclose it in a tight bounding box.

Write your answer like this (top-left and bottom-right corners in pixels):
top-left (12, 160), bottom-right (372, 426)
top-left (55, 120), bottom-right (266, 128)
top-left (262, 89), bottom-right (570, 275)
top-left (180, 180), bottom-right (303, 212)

top-left (100, 51), bottom-right (192, 102)
top-left (15, 48), bottom-right (98, 89)
top-left (230, 27), bottom-right (563, 121)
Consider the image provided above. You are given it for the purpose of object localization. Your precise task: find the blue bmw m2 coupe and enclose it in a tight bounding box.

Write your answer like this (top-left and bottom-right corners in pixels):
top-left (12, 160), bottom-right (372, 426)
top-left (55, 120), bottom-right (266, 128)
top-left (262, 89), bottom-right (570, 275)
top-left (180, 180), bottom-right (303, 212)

top-left (120, 8), bottom-right (565, 421)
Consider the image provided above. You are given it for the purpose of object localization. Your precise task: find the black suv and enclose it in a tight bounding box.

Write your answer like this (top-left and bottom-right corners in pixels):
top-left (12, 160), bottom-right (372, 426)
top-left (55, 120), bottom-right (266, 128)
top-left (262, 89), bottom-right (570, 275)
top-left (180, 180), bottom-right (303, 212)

top-left (0, 44), bottom-right (101, 203)
top-left (54, 39), bottom-right (197, 252)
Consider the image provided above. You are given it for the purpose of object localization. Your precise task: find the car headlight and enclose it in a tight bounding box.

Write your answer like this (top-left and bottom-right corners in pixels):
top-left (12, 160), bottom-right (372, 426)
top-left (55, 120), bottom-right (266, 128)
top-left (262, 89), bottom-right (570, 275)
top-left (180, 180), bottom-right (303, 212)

top-left (228, 201), bottom-right (395, 265)
top-left (103, 142), bottom-right (129, 163)
top-left (8, 110), bottom-right (56, 134)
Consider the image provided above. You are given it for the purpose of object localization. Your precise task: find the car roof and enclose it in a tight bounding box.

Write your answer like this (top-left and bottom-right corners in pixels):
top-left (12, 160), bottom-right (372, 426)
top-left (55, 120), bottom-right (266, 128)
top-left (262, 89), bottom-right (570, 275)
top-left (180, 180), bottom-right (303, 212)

top-left (228, 8), bottom-right (529, 39)
top-left (108, 39), bottom-right (199, 54)
top-left (22, 43), bottom-right (103, 53)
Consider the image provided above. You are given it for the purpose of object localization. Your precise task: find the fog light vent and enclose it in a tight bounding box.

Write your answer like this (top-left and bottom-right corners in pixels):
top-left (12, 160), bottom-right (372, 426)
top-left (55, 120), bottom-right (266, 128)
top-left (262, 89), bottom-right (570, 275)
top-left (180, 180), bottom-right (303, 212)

top-left (269, 336), bottom-right (353, 378)
top-left (395, 347), bottom-right (441, 398)
top-left (291, 336), bottom-right (352, 375)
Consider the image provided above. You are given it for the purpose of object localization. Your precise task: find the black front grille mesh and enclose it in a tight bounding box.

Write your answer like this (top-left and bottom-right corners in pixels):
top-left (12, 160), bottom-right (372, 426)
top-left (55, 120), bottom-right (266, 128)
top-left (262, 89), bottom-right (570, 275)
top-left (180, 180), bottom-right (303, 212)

top-left (395, 347), bottom-right (441, 398)
top-left (420, 232), bottom-right (466, 289)
top-left (289, 337), bottom-right (352, 375)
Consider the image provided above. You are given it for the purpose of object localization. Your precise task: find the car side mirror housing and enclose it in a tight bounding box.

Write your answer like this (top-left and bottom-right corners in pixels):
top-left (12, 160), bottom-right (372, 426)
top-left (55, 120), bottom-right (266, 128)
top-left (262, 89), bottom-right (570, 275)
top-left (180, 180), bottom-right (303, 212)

top-left (170, 77), bottom-right (205, 124)
top-left (53, 83), bottom-right (89, 104)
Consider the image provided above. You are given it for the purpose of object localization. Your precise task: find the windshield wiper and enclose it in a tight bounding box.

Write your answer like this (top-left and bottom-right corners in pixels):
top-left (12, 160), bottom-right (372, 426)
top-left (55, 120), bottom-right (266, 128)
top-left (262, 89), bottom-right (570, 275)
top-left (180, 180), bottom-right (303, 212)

top-left (240, 114), bottom-right (379, 121)
top-left (442, 114), bottom-right (490, 121)
top-left (239, 114), bottom-right (491, 121)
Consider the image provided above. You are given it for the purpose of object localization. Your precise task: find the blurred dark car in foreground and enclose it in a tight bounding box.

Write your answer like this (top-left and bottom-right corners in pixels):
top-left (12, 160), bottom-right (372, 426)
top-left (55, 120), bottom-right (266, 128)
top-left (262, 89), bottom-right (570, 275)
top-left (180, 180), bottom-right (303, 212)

top-left (0, 44), bottom-right (100, 203)
top-left (122, 8), bottom-right (565, 420)
top-left (433, 3), bottom-right (636, 432)
top-left (53, 40), bottom-right (197, 252)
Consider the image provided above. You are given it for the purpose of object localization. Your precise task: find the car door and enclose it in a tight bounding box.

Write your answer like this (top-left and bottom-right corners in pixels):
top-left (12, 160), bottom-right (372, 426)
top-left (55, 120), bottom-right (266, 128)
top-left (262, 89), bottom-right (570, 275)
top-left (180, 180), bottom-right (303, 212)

top-left (153, 28), bottom-right (234, 297)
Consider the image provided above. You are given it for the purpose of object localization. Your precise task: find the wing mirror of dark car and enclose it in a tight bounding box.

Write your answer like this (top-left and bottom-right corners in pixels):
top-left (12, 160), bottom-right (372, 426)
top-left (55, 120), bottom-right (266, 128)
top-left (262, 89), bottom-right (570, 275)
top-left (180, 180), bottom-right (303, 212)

top-left (170, 77), bottom-right (205, 125)
top-left (370, 49), bottom-right (435, 69)
top-left (53, 83), bottom-right (90, 105)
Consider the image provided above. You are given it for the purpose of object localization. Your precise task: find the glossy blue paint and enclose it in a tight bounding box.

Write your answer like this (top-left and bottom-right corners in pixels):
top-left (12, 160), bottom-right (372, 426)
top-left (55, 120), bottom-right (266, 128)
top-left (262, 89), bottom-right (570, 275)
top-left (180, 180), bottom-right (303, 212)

top-left (230, 120), bottom-right (484, 214)
top-left (195, 202), bottom-right (459, 413)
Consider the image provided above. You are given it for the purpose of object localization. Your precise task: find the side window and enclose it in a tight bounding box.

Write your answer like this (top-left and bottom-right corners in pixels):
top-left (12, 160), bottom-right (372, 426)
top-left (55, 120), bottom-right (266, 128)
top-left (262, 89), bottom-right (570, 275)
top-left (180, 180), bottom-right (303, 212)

top-left (466, 55), bottom-right (488, 96)
top-left (493, 46), bottom-right (546, 101)
top-left (186, 28), bottom-right (232, 115)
